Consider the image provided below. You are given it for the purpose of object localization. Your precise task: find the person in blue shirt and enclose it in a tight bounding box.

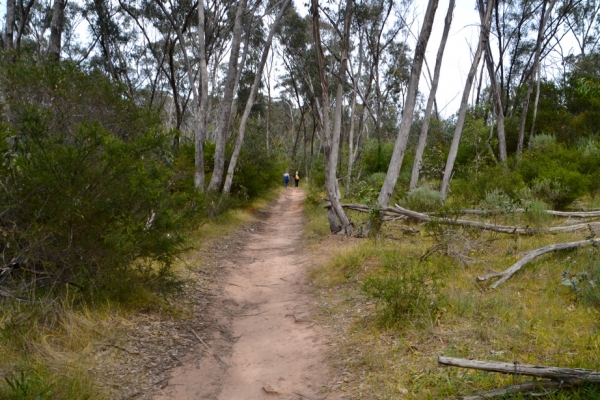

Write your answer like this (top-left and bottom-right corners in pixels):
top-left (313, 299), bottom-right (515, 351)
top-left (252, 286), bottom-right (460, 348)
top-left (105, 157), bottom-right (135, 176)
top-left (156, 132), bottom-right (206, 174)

top-left (283, 172), bottom-right (290, 187)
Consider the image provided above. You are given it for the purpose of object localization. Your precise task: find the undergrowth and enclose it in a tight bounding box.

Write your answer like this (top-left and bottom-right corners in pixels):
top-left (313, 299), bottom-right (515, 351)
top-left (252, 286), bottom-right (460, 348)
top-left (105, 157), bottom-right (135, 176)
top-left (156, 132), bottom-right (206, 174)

top-left (306, 199), bottom-right (600, 399)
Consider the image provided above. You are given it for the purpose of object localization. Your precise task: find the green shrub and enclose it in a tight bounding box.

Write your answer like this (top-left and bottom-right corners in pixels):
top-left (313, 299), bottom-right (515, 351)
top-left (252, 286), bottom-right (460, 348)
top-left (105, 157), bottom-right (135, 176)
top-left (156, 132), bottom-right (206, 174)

top-left (0, 58), bottom-right (199, 300)
top-left (523, 199), bottom-right (552, 227)
top-left (582, 263), bottom-right (600, 312)
top-left (360, 139), bottom-right (395, 175)
top-left (361, 255), bottom-right (444, 327)
top-left (529, 134), bottom-right (557, 151)
top-left (518, 143), bottom-right (591, 209)
top-left (401, 186), bottom-right (443, 212)
top-left (480, 189), bottom-right (519, 212)
top-left (452, 165), bottom-right (525, 205)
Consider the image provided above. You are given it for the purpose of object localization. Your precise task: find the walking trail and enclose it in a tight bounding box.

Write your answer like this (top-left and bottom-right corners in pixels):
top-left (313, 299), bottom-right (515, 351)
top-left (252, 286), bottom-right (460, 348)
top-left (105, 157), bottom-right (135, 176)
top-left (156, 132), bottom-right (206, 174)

top-left (154, 188), bottom-right (341, 400)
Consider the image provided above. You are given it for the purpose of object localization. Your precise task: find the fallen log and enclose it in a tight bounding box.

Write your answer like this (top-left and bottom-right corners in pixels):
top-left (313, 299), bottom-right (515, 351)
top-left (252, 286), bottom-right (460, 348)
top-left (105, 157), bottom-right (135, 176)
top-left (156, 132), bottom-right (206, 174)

top-left (476, 238), bottom-right (600, 289)
top-left (441, 209), bottom-right (600, 218)
top-left (330, 203), bottom-right (600, 236)
top-left (389, 205), bottom-right (600, 235)
top-left (454, 380), bottom-right (579, 400)
top-left (438, 356), bottom-right (600, 383)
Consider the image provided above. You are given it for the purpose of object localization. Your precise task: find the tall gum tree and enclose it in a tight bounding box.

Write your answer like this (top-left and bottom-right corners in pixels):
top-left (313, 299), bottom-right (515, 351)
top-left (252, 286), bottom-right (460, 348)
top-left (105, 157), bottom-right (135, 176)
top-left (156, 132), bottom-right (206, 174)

top-left (440, 0), bottom-right (494, 201)
top-left (409, 0), bottom-right (454, 190)
top-left (377, 0), bottom-right (439, 207)
top-left (311, 0), bottom-right (353, 234)
top-left (222, 0), bottom-right (292, 194)
top-left (207, 0), bottom-right (247, 192)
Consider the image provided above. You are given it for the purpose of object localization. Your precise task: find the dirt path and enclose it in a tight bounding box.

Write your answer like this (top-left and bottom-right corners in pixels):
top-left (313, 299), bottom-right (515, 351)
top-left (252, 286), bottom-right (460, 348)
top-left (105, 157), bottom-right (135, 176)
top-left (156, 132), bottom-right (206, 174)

top-left (154, 189), bottom-right (341, 400)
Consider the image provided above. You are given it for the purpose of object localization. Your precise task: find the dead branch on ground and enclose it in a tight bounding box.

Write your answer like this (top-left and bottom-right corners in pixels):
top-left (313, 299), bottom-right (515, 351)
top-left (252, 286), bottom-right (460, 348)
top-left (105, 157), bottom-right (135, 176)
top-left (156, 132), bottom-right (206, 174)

top-left (330, 203), bottom-right (600, 235)
top-left (476, 239), bottom-right (600, 289)
top-left (438, 356), bottom-right (598, 399)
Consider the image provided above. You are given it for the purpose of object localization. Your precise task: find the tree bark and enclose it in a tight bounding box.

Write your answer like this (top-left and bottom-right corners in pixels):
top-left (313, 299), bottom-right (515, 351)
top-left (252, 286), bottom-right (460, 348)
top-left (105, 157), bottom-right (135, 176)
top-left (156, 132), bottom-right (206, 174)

top-left (48, 0), bottom-right (66, 60)
top-left (5, 0), bottom-right (15, 50)
top-left (195, 0), bottom-right (209, 191)
top-left (440, 0), bottom-right (494, 201)
top-left (409, 0), bottom-right (454, 190)
top-left (207, 0), bottom-right (247, 192)
top-left (377, 0), bottom-right (439, 207)
top-left (222, 0), bottom-right (292, 194)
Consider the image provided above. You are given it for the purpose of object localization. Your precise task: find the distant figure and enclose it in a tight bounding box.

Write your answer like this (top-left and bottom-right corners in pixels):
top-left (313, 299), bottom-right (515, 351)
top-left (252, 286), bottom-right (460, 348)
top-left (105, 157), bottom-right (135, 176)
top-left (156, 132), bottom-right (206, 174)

top-left (283, 172), bottom-right (290, 187)
top-left (294, 171), bottom-right (300, 187)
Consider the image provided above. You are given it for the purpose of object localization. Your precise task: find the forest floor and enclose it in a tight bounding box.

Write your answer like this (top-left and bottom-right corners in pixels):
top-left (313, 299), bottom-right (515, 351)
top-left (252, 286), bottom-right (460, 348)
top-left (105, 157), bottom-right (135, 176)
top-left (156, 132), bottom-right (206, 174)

top-left (152, 188), bottom-right (342, 400)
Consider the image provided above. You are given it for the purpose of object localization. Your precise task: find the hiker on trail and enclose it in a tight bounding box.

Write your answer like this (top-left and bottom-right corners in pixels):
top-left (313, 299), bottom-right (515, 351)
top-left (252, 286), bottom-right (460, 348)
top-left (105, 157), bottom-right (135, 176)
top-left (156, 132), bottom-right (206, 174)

top-left (294, 171), bottom-right (300, 187)
top-left (283, 172), bottom-right (290, 187)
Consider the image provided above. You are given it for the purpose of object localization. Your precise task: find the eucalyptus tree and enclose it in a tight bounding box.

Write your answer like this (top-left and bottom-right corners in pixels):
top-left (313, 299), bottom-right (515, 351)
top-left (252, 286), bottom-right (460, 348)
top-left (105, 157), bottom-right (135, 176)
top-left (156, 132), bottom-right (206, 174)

top-left (516, 0), bottom-right (559, 159)
top-left (4, 0), bottom-right (16, 50)
top-left (440, 0), bottom-right (494, 201)
top-left (48, 0), bottom-right (66, 59)
top-left (409, 0), bottom-right (455, 190)
top-left (311, 0), bottom-right (354, 234)
top-left (207, 0), bottom-right (248, 192)
top-left (222, 0), bottom-right (292, 194)
top-left (564, 0), bottom-right (600, 55)
top-left (377, 0), bottom-right (439, 207)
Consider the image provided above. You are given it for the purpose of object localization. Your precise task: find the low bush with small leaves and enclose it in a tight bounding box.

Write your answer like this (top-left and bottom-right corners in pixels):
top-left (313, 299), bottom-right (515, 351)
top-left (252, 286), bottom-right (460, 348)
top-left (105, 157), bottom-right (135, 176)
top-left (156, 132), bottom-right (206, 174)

top-left (361, 254), bottom-right (445, 327)
top-left (402, 186), bottom-right (443, 212)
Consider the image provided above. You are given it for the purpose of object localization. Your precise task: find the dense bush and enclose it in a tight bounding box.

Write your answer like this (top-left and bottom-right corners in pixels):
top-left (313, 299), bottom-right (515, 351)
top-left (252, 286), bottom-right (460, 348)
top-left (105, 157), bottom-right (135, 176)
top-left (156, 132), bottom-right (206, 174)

top-left (517, 141), bottom-right (592, 209)
top-left (0, 59), bottom-right (200, 299)
top-left (401, 186), bottom-right (443, 212)
top-left (361, 254), bottom-right (444, 327)
top-left (451, 164), bottom-right (525, 205)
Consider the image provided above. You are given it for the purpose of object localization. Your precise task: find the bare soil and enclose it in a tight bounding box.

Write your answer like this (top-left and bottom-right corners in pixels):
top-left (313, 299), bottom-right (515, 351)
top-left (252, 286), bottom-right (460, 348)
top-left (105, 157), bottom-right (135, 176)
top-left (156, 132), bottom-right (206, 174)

top-left (152, 188), bottom-right (341, 400)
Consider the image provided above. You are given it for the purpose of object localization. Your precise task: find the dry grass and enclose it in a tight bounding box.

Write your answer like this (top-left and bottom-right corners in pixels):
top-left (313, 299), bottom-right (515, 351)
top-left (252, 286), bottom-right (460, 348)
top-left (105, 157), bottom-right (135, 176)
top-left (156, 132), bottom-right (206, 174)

top-left (306, 206), bottom-right (600, 399)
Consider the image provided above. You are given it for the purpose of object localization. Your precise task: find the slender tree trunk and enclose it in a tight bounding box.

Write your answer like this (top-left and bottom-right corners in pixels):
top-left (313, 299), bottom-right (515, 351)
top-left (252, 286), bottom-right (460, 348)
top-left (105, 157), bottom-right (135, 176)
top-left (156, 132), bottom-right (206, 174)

top-left (312, 0), bottom-right (353, 234)
top-left (195, 0), bottom-right (209, 190)
top-left (5, 0), bottom-right (16, 50)
top-left (377, 0), bottom-right (439, 207)
top-left (528, 64), bottom-right (542, 149)
top-left (48, 0), bottom-right (65, 60)
top-left (517, 0), bottom-right (558, 158)
top-left (484, 44), bottom-right (507, 162)
top-left (440, 0), bottom-right (494, 200)
top-left (207, 0), bottom-right (247, 192)
top-left (346, 31), bottom-right (364, 193)
top-left (222, 0), bottom-right (292, 194)
top-left (410, 0), bottom-right (454, 190)
top-left (16, 0), bottom-right (36, 52)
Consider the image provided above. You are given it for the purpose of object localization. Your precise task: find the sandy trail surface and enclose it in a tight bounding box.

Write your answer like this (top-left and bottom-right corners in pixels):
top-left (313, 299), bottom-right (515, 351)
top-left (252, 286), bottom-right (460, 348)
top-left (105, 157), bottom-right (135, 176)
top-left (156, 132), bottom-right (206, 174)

top-left (154, 189), bottom-right (341, 400)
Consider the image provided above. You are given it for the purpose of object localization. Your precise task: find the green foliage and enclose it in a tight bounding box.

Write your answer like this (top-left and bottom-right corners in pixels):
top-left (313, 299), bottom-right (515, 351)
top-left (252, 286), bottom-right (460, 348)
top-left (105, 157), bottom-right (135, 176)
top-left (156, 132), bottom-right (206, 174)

top-left (480, 189), bottom-right (519, 212)
top-left (0, 58), bottom-right (200, 300)
top-left (361, 255), bottom-right (444, 327)
top-left (452, 165), bottom-right (525, 206)
top-left (401, 186), bottom-right (443, 212)
top-left (354, 177), bottom-right (384, 236)
top-left (360, 139), bottom-right (395, 175)
top-left (581, 262), bottom-right (600, 311)
top-left (1, 372), bottom-right (54, 400)
top-left (523, 199), bottom-right (552, 227)
top-left (518, 141), bottom-right (591, 209)
top-left (529, 134), bottom-right (557, 151)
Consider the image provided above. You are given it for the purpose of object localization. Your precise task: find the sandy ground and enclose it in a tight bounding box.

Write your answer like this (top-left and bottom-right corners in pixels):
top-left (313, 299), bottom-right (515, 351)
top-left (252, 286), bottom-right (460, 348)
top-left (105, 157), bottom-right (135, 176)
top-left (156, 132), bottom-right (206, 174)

top-left (153, 188), bottom-right (341, 400)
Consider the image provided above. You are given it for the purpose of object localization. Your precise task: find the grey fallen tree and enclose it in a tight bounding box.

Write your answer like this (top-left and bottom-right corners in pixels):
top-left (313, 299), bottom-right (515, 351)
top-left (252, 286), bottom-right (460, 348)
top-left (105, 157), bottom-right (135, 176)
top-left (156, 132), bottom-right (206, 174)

top-left (438, 356), bottom-right (599, 399)
top-left (334, 203), bottom-right (600, 236)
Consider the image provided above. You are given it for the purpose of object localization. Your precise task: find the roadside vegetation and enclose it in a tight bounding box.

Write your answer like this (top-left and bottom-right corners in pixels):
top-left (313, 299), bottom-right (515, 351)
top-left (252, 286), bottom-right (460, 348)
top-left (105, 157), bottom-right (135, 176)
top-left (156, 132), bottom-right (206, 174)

top-left (0, 56), bottom-right (283, 399)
